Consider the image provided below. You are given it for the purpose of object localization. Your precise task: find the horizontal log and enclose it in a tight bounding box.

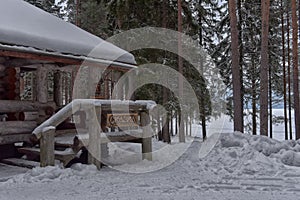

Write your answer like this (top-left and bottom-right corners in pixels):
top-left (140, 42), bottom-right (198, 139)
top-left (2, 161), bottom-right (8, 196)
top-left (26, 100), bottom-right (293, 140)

top-left (0, 133), bottom-right (31, 145)
top-left (18, 112), bottom-right (38, 121)
top-left (0, 50), bottom-right (81, 65)
top-left (0, 121), bottom-right (37, 135)
top-left (0, 100), bottom-right (56, 113)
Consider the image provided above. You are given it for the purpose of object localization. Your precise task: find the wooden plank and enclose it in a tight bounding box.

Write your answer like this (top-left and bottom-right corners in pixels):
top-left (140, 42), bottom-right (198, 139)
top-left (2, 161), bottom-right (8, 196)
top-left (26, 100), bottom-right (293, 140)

top-left (1, 158), bottom-right (39, 169)
top-left (99, 105), bottom-right (147, 113)
top-left (40, 127), bottom-right (55, 167)
top-left (0, 133), bottom-right (31, 145)
top-left (18, 111), bottom-right (38, 121)
top-left (0, 100), bottom-right (56, 113)
top-left (0, 121), bottom-right (36, 135)
top-left (18, 147), bottom-right (75, 167)
top-left (54, 130), bottom-right (144, 146)
top-left (0, 50), bottom-right (81, 65)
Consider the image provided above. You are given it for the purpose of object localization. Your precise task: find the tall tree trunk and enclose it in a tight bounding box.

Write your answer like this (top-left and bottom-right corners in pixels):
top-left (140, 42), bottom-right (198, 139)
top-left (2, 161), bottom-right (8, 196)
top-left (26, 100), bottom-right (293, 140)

top-left (282, 0), bottom-right (288, 140)
top-left (178, 0), bottom-right (185, 142)
top-left (237, 0), bottom-right (244, 132)
top-left (76, 0), bottom-right (81, 27)
top-left (269, 58), bottom-right (273, 138)
top-left (291, 0), bottom-right (300, 139)
top-left (299, 0), bottom-right (300, 40)
top-left (250, 20), bottom-right (257, 135)
top-left (175, 111), bottom-right (178, 135)
top-left (259, 0), bottom-right (271, 136)
top-left (198, 0), bottom-right (207, 140)
top-left (170, 110), bottom-right (174, 136)
top-left (251, 55), bottom-right (257, 135)
top-left (157, 109), bottom-right (162, 141)
top-left (287, 8), bottom-right (293, 139)
top-left (228, 0), bottom-right (243, 132)
top-left (162, 0), bottom-right (171, 143)
top-left (190, 116), bottom-right (192, 136)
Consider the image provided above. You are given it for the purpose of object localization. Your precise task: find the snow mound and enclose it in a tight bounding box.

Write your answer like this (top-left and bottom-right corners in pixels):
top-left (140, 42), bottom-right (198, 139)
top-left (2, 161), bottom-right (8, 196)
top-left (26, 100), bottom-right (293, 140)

top-left (200, 132), bottom-right (300, 176)
top-left (3, 164), bottom-right (98, 184)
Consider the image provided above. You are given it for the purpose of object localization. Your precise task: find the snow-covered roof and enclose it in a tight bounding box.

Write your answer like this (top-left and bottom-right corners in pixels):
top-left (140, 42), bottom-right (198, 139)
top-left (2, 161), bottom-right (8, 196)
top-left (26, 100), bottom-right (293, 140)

top-left (0, 0), bottom-right (136, 67)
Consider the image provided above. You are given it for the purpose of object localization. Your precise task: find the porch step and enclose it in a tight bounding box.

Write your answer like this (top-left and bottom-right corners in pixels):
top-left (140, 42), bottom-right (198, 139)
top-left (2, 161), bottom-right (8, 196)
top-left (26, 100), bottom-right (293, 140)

top-left (18, 147), bottom-right (76, 167)
top-left (1, 158), bottom-right (40, 169)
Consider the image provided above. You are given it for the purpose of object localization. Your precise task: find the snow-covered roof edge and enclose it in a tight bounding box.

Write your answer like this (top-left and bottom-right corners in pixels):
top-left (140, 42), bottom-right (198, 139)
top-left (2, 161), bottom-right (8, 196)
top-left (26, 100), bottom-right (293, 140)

top-left (0, 0), bottom-right (136, 66)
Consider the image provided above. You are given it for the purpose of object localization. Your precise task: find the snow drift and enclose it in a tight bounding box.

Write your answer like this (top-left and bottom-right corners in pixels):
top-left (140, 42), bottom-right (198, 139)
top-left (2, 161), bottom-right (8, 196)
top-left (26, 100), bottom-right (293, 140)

top-left (200, 132), bottom-right (300, 176)
top-left (3, 132), bottom-right (300, 185)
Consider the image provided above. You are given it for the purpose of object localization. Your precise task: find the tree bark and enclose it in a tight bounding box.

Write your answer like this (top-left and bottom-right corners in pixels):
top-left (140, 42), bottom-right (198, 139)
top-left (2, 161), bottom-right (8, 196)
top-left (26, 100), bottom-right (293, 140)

top-left (228, 0), bottom-right (243, 132)
top-left (237, 0), bottom-right (244, 131)
top-left (259, 0), bottom-right (271, 136)
top-left (178, 0), bottom-right (185, 142)
top-left (281, 0), bottom-right (288, 140)
top-left (287, 8), bottom-right (293, 139)
top-left (269, 57), bottom-right (272, 138)
top-left (162, 0), bottom-right (170, 143)
top-left (198, 0), bottom-right (207, 140)
top-left (291, 0), bottom-right (300, 139)
top-left (250, 18), bottom-right (257, 135)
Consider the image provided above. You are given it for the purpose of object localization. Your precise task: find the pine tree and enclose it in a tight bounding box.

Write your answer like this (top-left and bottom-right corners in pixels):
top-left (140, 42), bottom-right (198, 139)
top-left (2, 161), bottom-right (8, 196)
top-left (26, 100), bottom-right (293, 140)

top-left (281, 0), bottom-right (288, 140)
top-left (291, 0), bottom-right (300, 139)
top-left (228, 0), bottom-right (243, 132)
top-left (24, 0), bottom-right (63, 17)
top-left (260, 0), bottom-right (271, 136)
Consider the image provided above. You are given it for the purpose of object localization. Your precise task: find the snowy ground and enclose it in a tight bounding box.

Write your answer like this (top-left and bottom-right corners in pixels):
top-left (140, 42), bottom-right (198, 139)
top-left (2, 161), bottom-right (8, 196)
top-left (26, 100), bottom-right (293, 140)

top-left (1, 110), bottom-right (300, 200)
top-left (2, 132), bottom-right (300, 200)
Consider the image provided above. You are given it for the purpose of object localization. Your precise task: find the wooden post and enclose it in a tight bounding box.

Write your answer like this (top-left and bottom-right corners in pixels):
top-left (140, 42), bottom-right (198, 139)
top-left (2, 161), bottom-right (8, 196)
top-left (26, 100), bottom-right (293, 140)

top-left (54, 70), bottom-right (62, 107)
top-left (36, 66), bottom-right (48, 103)
top-left (141, 111), bottom-right (152, 161)
top-left (40, 126), bottom-right (55, 167)
top-left (36, 66), bottom-right (48, 124)
top-left (85, 105), bottom-right (102, 170)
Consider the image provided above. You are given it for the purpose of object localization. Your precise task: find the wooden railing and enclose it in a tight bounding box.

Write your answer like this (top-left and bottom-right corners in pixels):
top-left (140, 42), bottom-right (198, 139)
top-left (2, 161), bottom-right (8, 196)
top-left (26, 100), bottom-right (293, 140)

top-left (32, 99), bottom-right (156, 169)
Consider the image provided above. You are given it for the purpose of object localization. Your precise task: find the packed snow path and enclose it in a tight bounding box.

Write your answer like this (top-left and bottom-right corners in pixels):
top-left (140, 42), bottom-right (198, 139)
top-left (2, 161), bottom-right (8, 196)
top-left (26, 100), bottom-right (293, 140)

top-left (1, 133), bottom-right (300, 200)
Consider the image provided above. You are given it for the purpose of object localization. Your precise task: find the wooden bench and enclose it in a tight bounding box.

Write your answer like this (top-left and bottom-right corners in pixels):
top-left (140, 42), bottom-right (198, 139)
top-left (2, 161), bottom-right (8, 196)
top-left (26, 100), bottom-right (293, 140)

top-left (28, 99), bottom-right (156, 169)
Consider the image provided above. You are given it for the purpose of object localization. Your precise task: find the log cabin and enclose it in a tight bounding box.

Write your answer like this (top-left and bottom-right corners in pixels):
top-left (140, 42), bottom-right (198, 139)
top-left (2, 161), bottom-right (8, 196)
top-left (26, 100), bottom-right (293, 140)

top-left (0, 0), bottom-right (153, 169)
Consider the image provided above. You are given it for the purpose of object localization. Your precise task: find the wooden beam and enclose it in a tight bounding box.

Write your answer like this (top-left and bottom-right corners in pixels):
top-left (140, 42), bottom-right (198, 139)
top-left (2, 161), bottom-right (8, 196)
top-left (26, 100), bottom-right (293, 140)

top-left (0, 133), bottom-right (31, 145)
top-left (0, 121), bottom-right (37, 135)
top-left (0, 100), bottom-right (56, 113)
top-left (0, 50), bottom-right (81, 65)
top-left (0, 50), bottom-right (135, 72)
